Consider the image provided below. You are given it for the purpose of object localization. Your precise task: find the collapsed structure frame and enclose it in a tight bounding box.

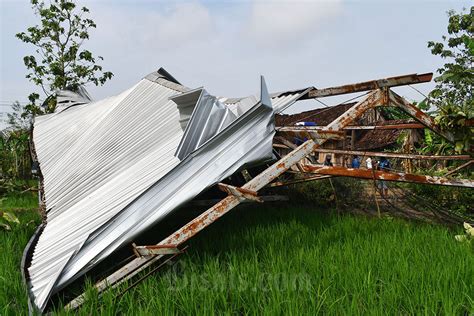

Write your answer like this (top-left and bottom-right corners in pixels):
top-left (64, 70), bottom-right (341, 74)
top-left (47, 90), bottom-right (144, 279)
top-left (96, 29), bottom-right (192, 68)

top-left (64, 72), bottom-right (473, 310)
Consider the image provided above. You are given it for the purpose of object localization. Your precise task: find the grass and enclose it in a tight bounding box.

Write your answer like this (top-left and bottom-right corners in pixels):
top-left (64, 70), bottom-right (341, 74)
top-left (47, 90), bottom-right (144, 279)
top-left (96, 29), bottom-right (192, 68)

top-left (0, 192), bottom-right (42, 315)
top-left (1, 193), bottom-right (473, 315)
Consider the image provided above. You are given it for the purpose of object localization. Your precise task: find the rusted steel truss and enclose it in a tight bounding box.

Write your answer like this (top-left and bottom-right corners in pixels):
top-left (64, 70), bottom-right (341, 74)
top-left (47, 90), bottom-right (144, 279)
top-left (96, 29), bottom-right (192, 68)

top-left (65, 72), bottom-right (472, 311)
top-left (277, 122), bottom-right (426, 132)
top-left (302, 164), bottom-right (474, 188)
top-left (388, 90), bottom-right (454, 142)
top-left (310, 149), bottom-right (471, 161)
top-left (66, 78), bottom-right (377, 310)
top-left (307, 73), bottom-right (432, 98)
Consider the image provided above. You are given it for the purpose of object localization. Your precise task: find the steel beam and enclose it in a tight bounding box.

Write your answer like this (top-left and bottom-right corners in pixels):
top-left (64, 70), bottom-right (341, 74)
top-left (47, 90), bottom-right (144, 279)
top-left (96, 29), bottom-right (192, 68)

top-left (325, 90), bottom-right (383, 131)
top-left (217, 183), bottom-right (262, 202)
top-left (311, 148), bottom-right (472, 161)
top-left (276, 130), bottom-right (346, 141)
top-left (133, 244), bottom-right (181, 257)
top-left (277, 123), bottom-right (426, 131)
top-left (302, 165), bottom-right (474, 188)
top-left (388, 90), bottom-right (454, 142)
top-left (307, 73), bottom-right (432, 98)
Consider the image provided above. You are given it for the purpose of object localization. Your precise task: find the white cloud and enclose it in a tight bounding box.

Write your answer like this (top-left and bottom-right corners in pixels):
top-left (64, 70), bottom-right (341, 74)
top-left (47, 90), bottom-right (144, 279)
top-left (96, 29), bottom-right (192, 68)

top-left (88, 1), bottom-right (214, 52)
top-left (156, 2), bottom-right (213, 45)
top-left (245, 0), bottom-right (343, 46)
top-left (3, 0), bottom-right (470, 119)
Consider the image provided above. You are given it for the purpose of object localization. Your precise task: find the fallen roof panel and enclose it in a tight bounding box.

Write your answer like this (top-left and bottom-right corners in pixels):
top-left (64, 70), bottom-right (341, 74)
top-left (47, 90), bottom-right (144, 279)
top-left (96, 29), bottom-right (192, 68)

top-left (23, 70), bottom-right (309, 312)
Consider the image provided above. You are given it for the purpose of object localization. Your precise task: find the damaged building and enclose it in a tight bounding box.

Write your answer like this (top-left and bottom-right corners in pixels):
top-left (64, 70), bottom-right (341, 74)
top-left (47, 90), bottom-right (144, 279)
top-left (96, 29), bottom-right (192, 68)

top-left (22, 69), bottom-right (473, 313)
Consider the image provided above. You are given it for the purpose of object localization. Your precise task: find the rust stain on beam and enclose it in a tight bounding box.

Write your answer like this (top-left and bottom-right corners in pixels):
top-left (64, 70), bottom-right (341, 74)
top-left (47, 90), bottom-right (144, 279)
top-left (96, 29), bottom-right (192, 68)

top-left (312, 148), bottom-right (472, 161)
top-left (217, 183), bottom-right (262, 202)
top-left (133, 244), bottom-right (181, 256)
top-left (325, 90), bottom-right (383, 131)
top-left (277, 123), bottom-right (426, 131)
top-left (388, 90), bottom-right (454, 142)
top-left (302, 165), bottom-right (474, 188)
top-left (307, 73), bottom-right (432, 98)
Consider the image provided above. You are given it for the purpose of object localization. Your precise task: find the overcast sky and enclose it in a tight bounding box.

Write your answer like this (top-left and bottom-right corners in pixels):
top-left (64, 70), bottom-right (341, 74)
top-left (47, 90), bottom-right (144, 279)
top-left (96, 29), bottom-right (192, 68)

top-left (0, 0), bottom-right (471, 128)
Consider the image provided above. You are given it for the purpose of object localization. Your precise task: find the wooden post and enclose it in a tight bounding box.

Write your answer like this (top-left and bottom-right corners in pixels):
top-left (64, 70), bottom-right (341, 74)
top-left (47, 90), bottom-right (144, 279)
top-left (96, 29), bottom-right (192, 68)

top-left (371, 167), bottom-right (382, 218)
top-left (351, 129), bottom-right (356, 150)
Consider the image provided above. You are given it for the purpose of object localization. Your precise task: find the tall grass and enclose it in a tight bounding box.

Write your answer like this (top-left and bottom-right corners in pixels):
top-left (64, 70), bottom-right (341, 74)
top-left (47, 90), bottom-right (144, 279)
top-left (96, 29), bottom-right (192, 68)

top-left (0, 193), bottom-right (41, 316)
top-left (1, 189), bottom-right (39, 211)
top-left (1, 199), bottom-right (473, 315)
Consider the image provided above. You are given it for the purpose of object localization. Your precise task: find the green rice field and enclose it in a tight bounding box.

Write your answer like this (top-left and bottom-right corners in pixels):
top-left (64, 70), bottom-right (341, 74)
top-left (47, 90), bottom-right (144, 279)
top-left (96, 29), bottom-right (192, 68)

top-left (1, 192), bottom-right (473, 315)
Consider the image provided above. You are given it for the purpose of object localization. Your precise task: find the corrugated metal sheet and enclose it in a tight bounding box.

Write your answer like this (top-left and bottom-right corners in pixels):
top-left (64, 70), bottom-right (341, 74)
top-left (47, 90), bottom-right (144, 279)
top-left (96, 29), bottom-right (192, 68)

top-left (24, 71), bottom-right (310, 312)
top-left (175, 88), bottom-right (237, 160)
top-left (55, 86), bottom-right (92, 113)
top-left (28, 78), bottom-right (185, 309)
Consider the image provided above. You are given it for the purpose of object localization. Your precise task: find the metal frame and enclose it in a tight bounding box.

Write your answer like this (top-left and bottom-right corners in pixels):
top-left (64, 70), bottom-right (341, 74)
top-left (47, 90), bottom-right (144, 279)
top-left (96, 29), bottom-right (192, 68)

top-left (301, 164), bottom-right (473, 188)
top-left (65, 73), bottom-right (472, 311)
top-left (306, 73), bottom-right (433, 98)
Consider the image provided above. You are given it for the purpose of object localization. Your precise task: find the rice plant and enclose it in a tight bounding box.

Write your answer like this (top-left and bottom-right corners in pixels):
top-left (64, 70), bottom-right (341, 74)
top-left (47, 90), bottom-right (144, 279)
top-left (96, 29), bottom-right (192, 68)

top-left (1, 198), bottom-right (473, 315)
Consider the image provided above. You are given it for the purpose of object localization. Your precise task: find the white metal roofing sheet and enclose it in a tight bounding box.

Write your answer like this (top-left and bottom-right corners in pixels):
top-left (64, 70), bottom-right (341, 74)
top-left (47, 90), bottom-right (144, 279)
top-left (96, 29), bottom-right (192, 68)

top-left (24, 72), bottom-right (310, 312)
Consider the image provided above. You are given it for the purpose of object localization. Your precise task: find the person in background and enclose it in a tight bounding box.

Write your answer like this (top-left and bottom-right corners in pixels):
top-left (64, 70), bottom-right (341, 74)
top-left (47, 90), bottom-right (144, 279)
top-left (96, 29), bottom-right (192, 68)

top-left (343, 156), bottom-right (349, 168)
top-left (366, 157), bottom-right (373, 169)
top-left (324, 154), bottom-right (333, 166)
top-left (377, 157), bottom-right (391, 197)
top-left (351, 155), bottom-right (361, 169)
top-left (378, 157), bottom-right (391, 171)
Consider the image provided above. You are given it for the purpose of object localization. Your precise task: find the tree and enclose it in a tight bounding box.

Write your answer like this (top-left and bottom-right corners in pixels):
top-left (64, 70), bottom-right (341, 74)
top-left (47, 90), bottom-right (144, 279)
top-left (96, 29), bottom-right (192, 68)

top-left (427, 7), bottom-right (473, 153)
top-left (16, 0), bottom-right (113, 117)
top-left (7, 102), bottom-right (32, 130)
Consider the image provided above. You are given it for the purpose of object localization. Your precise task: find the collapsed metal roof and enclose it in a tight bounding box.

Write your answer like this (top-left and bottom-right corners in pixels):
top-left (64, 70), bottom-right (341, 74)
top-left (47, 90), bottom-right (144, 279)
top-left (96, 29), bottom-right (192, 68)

top-left (24, 70), bottom-right (473, 313)
top-left (23, 68), bottom-right (309, 312)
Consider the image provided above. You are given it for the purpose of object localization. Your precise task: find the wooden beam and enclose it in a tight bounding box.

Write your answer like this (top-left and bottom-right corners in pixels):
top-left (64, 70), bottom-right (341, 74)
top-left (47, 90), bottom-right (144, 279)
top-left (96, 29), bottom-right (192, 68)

top-left (307, 73), bottom-right (432, 98)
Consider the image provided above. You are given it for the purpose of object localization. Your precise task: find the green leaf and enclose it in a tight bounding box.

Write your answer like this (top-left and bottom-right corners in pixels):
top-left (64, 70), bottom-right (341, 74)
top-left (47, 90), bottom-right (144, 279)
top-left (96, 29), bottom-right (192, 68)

top-left (424, 129), bottom-right (433, 146)
top-left (2, 212), bottom-right (20, 224)
top-left (16, 0), bottom-right (114, 117)
top-left (454, 141), bottom-right (464, 153)
top-left (0, 223), bottom-right (11, 231)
